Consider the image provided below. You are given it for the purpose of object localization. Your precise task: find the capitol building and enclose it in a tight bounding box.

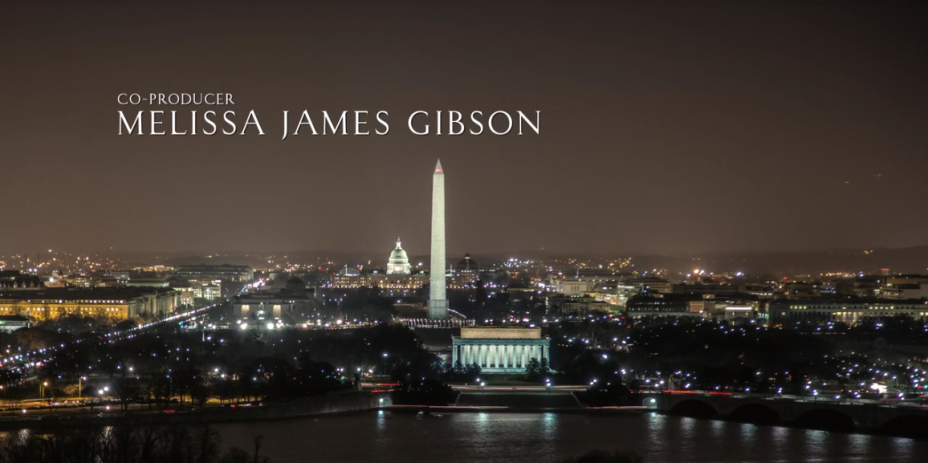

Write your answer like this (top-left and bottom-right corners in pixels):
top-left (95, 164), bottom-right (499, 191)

top-left (327, 237), bottom-right (487, 292)
top-left (386, 238), bottom-right (412, 275)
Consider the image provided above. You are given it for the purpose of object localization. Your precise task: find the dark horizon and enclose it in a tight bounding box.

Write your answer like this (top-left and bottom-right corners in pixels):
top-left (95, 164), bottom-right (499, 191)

top-left (2, 1), bottom-right (927, 255)
top-left (6, 246), bottom-right (928, 277)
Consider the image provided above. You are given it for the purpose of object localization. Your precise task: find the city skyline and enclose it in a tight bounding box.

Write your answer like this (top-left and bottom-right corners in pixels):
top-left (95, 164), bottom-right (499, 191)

top-left (1, 2), bottom-right (927, 255)
top-left (3, 2), bottom-right (928, 460)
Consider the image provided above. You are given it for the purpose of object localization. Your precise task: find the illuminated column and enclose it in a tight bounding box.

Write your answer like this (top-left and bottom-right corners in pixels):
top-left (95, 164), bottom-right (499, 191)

top-left (428, 160), bottom-right (449, 319)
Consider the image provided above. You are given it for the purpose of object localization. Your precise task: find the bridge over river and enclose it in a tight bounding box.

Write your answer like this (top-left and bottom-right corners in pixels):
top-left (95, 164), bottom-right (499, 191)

top-left (654, 391), bottom-right (928, 435)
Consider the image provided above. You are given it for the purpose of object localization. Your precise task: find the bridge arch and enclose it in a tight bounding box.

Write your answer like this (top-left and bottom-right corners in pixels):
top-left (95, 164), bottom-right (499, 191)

top-left (729, 403), bottom-right (781, 424)
top-left (795, 408), bottom-right (856, 431)
top-left (879, 415), bottom-right (928, 438)
top-left (669, 399), bottom-right (718, 418)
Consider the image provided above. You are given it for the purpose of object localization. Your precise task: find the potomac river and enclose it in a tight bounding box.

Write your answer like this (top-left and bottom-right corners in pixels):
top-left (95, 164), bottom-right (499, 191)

top-left (213, 411), bottom-right (928, 463)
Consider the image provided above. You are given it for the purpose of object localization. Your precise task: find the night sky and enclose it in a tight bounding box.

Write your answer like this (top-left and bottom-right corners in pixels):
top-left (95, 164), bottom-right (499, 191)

top-left (1, 1), bottom-right (926, 255)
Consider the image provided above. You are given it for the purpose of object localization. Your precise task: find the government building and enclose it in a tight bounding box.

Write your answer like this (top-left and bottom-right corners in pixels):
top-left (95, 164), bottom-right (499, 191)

top-left (451, 327), bottom-right (551, 374)
top-left (328, 237), bottom-right (483, 293)
top-left (0, 288), bottom-right (181, 322)
top-left (328, 238), bottom-right (430, 293)
top-left (386, 238), bottom-right (412, 275)
top-left (768, 297), bottom-right (928, 324)
top-left (173, 264), bottom-right (254, 283)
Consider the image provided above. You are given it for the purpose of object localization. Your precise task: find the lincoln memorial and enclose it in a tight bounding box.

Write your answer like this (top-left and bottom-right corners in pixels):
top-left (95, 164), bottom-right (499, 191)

top-left (451, 327), bottom-right (551, 374)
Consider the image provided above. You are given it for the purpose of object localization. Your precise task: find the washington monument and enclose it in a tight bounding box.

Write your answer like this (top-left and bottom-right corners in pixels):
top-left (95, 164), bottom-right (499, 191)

top-left (428, 159), bottom-right (449, 319)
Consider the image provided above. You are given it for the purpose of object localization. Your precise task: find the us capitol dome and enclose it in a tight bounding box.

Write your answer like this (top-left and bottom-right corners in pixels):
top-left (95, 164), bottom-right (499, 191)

top-left (387, 237), bottom-right (412, 275)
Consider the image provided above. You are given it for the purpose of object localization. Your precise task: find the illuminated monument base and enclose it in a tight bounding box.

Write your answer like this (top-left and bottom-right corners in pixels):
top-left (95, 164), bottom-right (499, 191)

top-left (427, 299), bottom-right (449, 320)
top-left (451, 327), bottom-right (551, 374)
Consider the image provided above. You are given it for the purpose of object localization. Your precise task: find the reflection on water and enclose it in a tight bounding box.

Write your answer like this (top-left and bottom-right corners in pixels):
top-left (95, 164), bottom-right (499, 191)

top-left (0, 428), bottom-right (32, 445)
top-left (214, 412), bottom-right (928, 463)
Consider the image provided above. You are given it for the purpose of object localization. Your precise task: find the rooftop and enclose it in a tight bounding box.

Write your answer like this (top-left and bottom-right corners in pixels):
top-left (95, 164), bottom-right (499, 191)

top-left (0, 287), bottom-right (177, 302)
top-left (459, 327), bottom-right (543, 339)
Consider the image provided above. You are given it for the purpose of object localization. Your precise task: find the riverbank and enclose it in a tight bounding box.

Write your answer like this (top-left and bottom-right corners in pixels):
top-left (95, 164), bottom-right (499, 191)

top-left (388, 405), bottom-right (652, 415)
top-left (0, 392), bottom-right (387, 431)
